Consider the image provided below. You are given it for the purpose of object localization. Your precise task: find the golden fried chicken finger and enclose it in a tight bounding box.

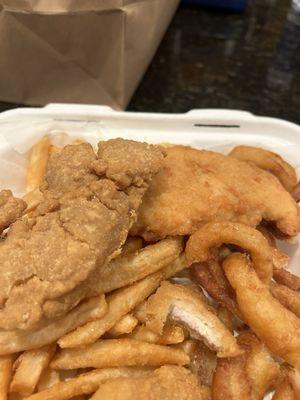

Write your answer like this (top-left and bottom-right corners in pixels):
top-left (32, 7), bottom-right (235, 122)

top-left (144, 281), bottom-right (241, 357)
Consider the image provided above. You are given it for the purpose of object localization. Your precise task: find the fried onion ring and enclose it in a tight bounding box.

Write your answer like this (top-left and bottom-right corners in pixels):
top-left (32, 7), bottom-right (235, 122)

top-left (186, 222), bottom-right (273, 283)
top-left (223, 253), bottom-right (300, 368)
top-left (229, 145), bottom-right (297, 193)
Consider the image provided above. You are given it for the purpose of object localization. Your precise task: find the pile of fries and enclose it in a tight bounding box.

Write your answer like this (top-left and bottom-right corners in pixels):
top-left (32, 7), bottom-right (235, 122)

top-left (0, 137), bottom-right (300, 400)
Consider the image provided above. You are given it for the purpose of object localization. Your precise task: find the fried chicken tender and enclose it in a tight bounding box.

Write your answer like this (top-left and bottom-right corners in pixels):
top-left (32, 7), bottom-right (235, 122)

top-left (132, 146), bottom-right (300, 240)
top-left (91, 366), bottom-right (210, 400)
top-left (0, 190), bottom-right (26, 233)
top-left (0, 139), bottom-right (164, 332)
top-left (229, 145), bottom-right (297, 193)
top-left (223, 253), bottom-right (300, 369)
top-left (144, 281), bottom-right (241, 357)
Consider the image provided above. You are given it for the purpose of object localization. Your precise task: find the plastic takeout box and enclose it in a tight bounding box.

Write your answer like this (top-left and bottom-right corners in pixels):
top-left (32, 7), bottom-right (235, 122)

top-left (0, 104), bottom-right (299, 280)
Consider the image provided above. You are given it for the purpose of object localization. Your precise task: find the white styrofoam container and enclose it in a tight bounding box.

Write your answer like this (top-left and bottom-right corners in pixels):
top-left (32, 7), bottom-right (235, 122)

top-left (0, 104), bottom-right (299, 398)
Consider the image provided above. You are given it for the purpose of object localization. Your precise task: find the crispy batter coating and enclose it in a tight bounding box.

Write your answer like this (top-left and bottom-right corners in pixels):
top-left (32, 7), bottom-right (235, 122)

top-left (0, 190), bottom-right (26, 233)
top-left (144, 281), bottom-right (241, 357)
top-left (132, 146), bottom-right (300, 240)
top-left (91, 366), bottom-right (210, 400)
top-left (223, 253), bottom-right (300, 369)
top-left (229, 145), bottom-right (297, 193)
top-left (0, 139), bottom-right (164, 332)
top-left (186, 222), bottom-right (273, 283)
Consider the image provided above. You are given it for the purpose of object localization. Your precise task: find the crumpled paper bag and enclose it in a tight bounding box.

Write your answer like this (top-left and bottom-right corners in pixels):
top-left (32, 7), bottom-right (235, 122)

top-left (0, 0), bottom-right (179, 109)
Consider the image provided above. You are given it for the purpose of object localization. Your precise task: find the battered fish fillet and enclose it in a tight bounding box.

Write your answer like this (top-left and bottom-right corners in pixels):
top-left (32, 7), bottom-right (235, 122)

top-left (91, 366), bottom-right (210, 400)
top-left (0, 139), bottom-right (164, 332)
top-left (132, 145), bottom-right (300, 240)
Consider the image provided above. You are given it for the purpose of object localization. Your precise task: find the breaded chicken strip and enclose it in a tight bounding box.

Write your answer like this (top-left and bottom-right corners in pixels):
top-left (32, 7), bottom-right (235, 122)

top-left (132, 146), bottom-right (300, 240)
top-left (0, 190), bottom-right (26, 233)
top-left (0, 139), bottom-right (164, 332)
top-left (91, 366), bottom-right (210, 400)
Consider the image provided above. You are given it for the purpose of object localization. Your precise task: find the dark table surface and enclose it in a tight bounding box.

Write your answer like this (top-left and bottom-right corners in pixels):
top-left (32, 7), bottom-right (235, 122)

top-left (130, 0), bottom-right (300, 124)
top-left (1, 0), bottom-right (299, 124)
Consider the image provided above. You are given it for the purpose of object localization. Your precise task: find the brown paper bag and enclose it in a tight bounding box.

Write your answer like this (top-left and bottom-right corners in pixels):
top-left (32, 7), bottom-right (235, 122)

top-left (0, 0), bottom-right (179, 109)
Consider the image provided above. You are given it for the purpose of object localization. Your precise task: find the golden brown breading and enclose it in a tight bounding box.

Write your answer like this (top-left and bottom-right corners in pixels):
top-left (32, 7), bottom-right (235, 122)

top-left (229, 145), bottom-right (297, 193)
top-left (91, 366), bottom-right (210, 400)
top-left (0, 190), bottom-right (26, 233)
top-left (132, 145), bottom-right (300, 240)
top-left (144, 281), bottom-right (241, 357)
top-left (0, 139), bottom-right (164, 332)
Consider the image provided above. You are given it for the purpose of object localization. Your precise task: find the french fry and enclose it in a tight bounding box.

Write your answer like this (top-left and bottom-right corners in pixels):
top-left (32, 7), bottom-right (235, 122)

top-left (120, 237), bottom-right (144, 257)
top-left (237, 331), bottom-right (280, 400)
top-left (191, 263), bottom-right (240, 317)
top-left (26, 136), bottom-right (51, 193)
top-left (27, 368), bottom-right (152, 400)
top-left (273, 268), bottom-right (300, 291)
top-left (37, 368), bottom-right (60, 391)
top-left (10, 344), bottom-right (56, 396)
top-left (0, 355), bottom-right (14, 400)
top-left (127, 324), bottom-right (185, 345)
top-left (212, 354), bottom-right (252, 400)
top-left (96, 237), bottom-right (183, 294)
top-left (22, 188), bottom-right (43, 213)
top-left (270, 282), bottom-right (300, 318)
top-left (217, 306), bottom-right (234, 333)
top-left (107, 315), bottom-right (138, 337)
top-left (0, 296), bottom-right (107, 355)
top-left (51, 339), bottom-right (189, 370)
top-left (174, 340), bottom-right (216, 387)
top-left (58, 255), bottom-right (187, 348)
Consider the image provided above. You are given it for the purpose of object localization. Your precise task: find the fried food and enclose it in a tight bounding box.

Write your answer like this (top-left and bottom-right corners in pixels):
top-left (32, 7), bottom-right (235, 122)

top-left (174, 340), bottom-right (216, 387)
top-left (223, 253), bottom-right (300, 368)
top-left (95, 237), bottom-right (183, 294)
top-left (120, 237), bottom-right (144, 256)
top-left (126, 324), bottom-right (185, 345)
top-left (51, 339), bottom-right (189, 370)
top-left (212, 354), bottom-right (252, 400)
top-left (229, 145), bottom-right (297, 192)
top-left (107, 315), bottom-right (138, 337)
top-left (37, 368), bottom-right (60, 391)
top-left (217, 306), bottom-right (234, 332)
top-left (132, 145), bottom-right (300, 240)
top-left (144, 281), bottom-right (241, 357)
top-left (26, 368), bottom-right (151, 400)
top-left (191, 262), bottom-right (240, 316)
top-left (58, 255), bottom-right (186, 348)
top-left (22, 189), bottom-right (43, 214)
top-left (0, 139), bottom-right (163, 332)
top-left (273, 377), bottom-right (295, 400)
top-left (186, 221), bottom-right (273, 283)
top-left (237, 331), bottom-right (280, 400)
top-left (90, 366), bottom-right (210, 400)
top-left (270, 282), bottom-right (300, 318)
top-left (0, 190), bottom-right (26, 233)
top-left (0, 355), bottom-right (14, 400)
top-left (0, 296), bottom-right (107, 355)
top-left (273, 268), bottom-right (300, 291)
top-left (26, 136), bottom-right (51, 193)
top-left (10, 344), bottom-right (56, 396)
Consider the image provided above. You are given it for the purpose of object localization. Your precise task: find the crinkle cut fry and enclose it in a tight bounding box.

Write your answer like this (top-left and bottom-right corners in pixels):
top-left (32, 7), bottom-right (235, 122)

top-left (223, 253), bottom-right (300, 369)
top-left (186, 222), bottom-right (273, 283)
